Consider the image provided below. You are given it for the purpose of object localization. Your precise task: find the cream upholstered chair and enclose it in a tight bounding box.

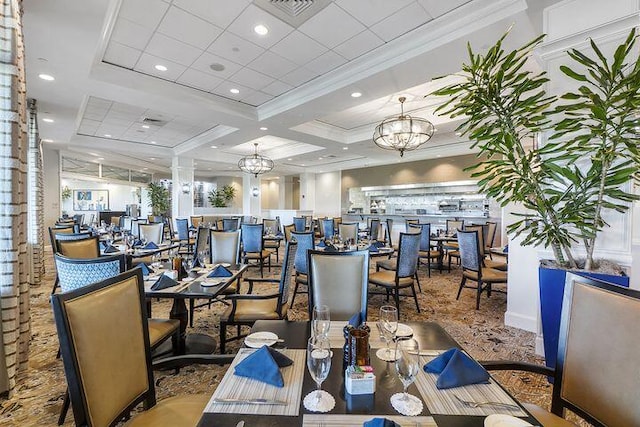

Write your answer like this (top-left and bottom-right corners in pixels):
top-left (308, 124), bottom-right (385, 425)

top-left (139, 223), bottom-right (164, 245)
top-left (283, 223), bottom-right (295, 242)
top-left (456, 228), bottom-right (507, 309)
top-left (482, 273), bottom-right (640, 426)
top-left (219, 241), bottom-right (296, 353)
top-left (51, 268), bottom-right (233, 427)
top-left (307, 249), bottom-right (369, 321)
top-left (369, 232), bottom-right (421, 316)
top-left (289, 231), bottom-right (315, 308)
top-left (338, 223), bottom-right (358, 243)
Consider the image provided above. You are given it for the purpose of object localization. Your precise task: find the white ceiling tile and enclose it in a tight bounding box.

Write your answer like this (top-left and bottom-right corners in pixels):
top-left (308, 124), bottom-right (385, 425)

top-left (108, 102), bottom-right (146, 115)
top-left (157, 5), bottom-right (222, 50)
top-left (262, 80), bottom-right (293, 97)
top-left (240, 91), bottom-right (273, 106)
top-left (248, 51), bottom-right (297, 79)
top-left (207, 32), bottom-right (265, 66)
top-left (416, 0), bottom-right (470, 18)
top-left (270, 30), bottom-right (328, 66)
top-left (335, 0), bottom-right (414, 26)
top-left (190, 52), bottom-right (243, 79)
top-left (333, 30), bottom-right (384, 60)
top-left (298, 3), bottom-right (365, 49)
top-left (103, 41), bottom-right (142, 68)
top-left (305, 51), bottom-right (347, 75)
top-left (227, 4), bottom-right (294, 49)
top-left (172, 0), bottom-right (250, 29)
top-left (110, 18), bottom-right (154, 51)
top-left (176, 68), bottom-right (223, 92)
top-left (228, 68), bottom-right (274, 91)
top-left (210, 81), bottom-right (252, 99)
top-left (134, 53), bottom-right (187, 80)
top-left (146, 33), bottom-right (202, 66)
top-left (280, 67), bottom-right (320, 87)
top-left (118, 0), bottom-right (169, 30)
top-left (371, 2), bottom-right (433, 42)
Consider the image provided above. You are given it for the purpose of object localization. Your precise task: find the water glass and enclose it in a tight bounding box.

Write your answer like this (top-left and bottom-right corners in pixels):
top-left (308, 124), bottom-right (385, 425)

top-left (312, 305), bottom-right (330, 338)
top-left (391, 338), bottom-right (422, 413)
top-left (306, 336), bottom-right (332, 409)
top-left (378, 305), bottom-right (398, 359)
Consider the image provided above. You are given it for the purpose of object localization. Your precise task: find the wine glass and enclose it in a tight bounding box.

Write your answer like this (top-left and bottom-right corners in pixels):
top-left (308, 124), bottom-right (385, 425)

top-left (391, 338), bottom-right (422, 414)
top-left (197, 250), bottom-right (207, 269)
top-left (377, 305), bottom-right (398, 361)
top-left (306, 336), bottom-right (332, 410)
top-left (182, 259), bottom-right (193, 278)
top-left (312, 305), bottom-right (330, 339)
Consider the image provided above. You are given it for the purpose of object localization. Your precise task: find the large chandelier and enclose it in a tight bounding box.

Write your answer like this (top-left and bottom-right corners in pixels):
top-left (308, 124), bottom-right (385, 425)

top-left (238, 143), bottom-right (274, 177)
top-left (373, 96), bottom-right (435, 157)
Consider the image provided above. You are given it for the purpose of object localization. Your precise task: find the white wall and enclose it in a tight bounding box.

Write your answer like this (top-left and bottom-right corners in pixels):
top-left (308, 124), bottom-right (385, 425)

top-left (314, 171), bottom-right (341, 217)
top-left (260, 179), bottom-right (280, 210)
top-left (60, 178), bottom-right (143, 222)
top-left (42, 146), bottom-right (60, 231)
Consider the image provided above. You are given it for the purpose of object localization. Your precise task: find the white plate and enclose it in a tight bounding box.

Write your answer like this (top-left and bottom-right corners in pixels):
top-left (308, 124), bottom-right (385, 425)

top-left (396, 323), bottom-right (414, 337)
top-left (200, 278), bottom-right (225, 287)
top-left (215, 263), bottom-right (231, 268)
top-left (244, 331), bottom-right (278, 348)
top-left (484, 414), bottom-right (532, 427)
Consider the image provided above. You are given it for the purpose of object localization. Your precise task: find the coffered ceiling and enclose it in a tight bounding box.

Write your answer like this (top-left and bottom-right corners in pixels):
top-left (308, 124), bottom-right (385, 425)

top-left (23, 0), bottom-right (556, 179)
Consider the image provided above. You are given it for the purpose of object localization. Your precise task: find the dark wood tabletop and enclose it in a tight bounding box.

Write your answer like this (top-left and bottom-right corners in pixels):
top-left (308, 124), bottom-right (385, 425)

top-left (197, 320), bottom-right (539, 427)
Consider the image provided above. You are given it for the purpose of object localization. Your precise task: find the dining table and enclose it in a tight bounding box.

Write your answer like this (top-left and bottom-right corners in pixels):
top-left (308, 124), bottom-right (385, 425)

top-left (430, 235), bottom-right (457, 271)
top-left (144, 263), bottom-right (248, 354)
top-left (197, 320), bottom-right (540, 427)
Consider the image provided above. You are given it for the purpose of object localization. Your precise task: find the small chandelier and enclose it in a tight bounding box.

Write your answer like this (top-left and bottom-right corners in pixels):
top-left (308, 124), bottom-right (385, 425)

top-left (238, 143), bottom-right (274, 177)
top-left (373, 97), bottom-right (435, 157)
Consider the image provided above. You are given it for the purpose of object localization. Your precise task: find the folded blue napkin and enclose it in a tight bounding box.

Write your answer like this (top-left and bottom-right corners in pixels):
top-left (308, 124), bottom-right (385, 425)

top-left (368, 245), bottom-right (379, 253)
top-left (503, 244), bottom-right (509, 253)
top-left (234, 345), bottom-right (293, 387)
top-left (363, 418), bottom-right (400, 427)
top-left (424, 348), bottom-right (489, 389)
top-left (150, 274), bottom-right (178, 291)
top-left (133, 239), bottom-right (143, 247)
top-left (137, 263), bottom-right (153, 276)
top-left (373, 241), bottom-right (386, 248)
top-left (189, 226), bottom-right (197, 232)
top-left (142, 241), bottom-right (159, 250)
top-left (349, 312), bottom-right (363, 328)
top-left (192, 256), bottom-right (205, 269)
top-left (113, 226), bottom-right (120, 232)
top-left (208, 265), bottom-right (232, 278)
top-left (324, 243), bottom-right (339, 252)
top-left (103, 245), bottom-right (119, 253)
top-left (317, 240), bottom-right (326, 248)
top-left (99, 241), bottom-right (106, 250)
top-left (276, 232), bottom-right (283, 237)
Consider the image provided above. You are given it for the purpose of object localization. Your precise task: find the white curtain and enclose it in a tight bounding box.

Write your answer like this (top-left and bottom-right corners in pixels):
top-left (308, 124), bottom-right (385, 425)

top-left (28, 98), bottom-right (44, 286)
top-left (0, 0), bottom-right (30, 396)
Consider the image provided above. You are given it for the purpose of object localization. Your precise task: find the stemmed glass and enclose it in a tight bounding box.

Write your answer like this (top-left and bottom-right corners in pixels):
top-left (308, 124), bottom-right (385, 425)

top-left (377, 305), bottom-right (399, 361)
top-left (305, 336), bottom-right (332, 411)
top-left (391, 338), bottom-right (422, 414)
top-left (197, 250), bottom-right (208, 269)
top-left (312, 305), bottom-right (330, 339)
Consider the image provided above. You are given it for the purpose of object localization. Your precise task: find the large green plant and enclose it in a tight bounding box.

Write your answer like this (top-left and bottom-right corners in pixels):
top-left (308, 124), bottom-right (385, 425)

top-left (433, 29), bottom-right (640, 271)
top-left (208, 184), bottom-right (236, 208)
top-left (147, 182), bottom-right (170, 216)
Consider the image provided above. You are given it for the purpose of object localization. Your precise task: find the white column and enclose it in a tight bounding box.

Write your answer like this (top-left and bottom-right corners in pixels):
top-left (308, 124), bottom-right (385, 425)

top-left (299, 172), bottom-right (316, 212)
top-left (171, 157), bottom-right (194, 220)
top-left (242, 174), bottom-right (261, 218)
top-left (277, 175), bottom-right (286, 209)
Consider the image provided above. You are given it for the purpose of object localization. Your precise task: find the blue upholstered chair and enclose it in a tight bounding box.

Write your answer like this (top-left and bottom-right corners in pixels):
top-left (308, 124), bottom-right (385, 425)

top-left (293, 216), bottom-right (306, 232)
top-left (369, 232), bottom-right (421, 316)
top-left (289, 231), bottom-right (315, 309)
top-left (411, 223), bottom-right (441, 278)
top-left (175, 218), bottom-right (195, 255)
top-left (321, 218), bottom-right (335, 240)
top-left (368, 218), bottom-right (381, 241)
top-left (240, 223), bottom-right (271, 277)
top-left (263, 218), bottom-right (281, 262)
top-left (222, 217), bottom-right (240, 231)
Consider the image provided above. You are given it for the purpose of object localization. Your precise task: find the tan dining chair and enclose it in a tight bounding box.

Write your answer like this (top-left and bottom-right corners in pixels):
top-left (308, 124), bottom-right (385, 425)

top-left (338, 223), bottom-right (358, 243)
top-left (283, 223), bottom-right (295, 242)
top-left (139, 222), bottom-right (164, 245)
top-left (51, 268), bottom-right (233, 427)
top-left (263, 218), bottom-right (281, 262)
top-left (57, 235), bottom-right (101, 259)
top-left (190, 215), bottom-right (204, 228)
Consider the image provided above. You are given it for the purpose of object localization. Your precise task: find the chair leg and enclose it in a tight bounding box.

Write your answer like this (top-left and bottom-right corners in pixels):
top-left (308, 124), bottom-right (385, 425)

top-left (476, 281), bottom-right (483, 310)
top-left (290, 281), bottom-right (300, 308)
top-left (456, 277), bottom-right (466, 300)
top-left (427, 257), bottom-right (431, 278)
top-left (411, 283), bottom-right (421, 313)
top-left (487, 283), bottom-right (492, 298)
top-left (414, 272), bottom-right (422, 293)
top-left (58, 389), bottom-right (70, 425)
top-left (259, 258), bottom-right (264, 278)
top-left (51, 276), bottom-right (59, 295)
top-left (394, 289), bottom-right (401, 318)
top-left (189, 299), bottom-right (195, 328)
top-left (220, 322), bottom-right (227, 354)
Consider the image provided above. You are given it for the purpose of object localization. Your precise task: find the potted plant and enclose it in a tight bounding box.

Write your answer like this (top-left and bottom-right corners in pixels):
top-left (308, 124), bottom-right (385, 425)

top-left (61, 186), bottom-right (72, 202)
top-left (208, 184), bottom-right (236, 208)
top-left (432, 29), bottom-right (640, 369)
top-left (147, 182), bottom-right (170, 217)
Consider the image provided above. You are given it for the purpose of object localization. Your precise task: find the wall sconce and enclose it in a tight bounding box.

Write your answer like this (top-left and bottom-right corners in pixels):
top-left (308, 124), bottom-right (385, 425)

top-left (181, 182), bottom-right (191, 194)
top-left (251, 187), bottom-right (260, 197)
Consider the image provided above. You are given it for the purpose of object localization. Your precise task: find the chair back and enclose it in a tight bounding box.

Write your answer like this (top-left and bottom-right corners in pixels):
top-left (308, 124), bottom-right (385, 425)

top-left (321, 218), bottom-right (335, 240)
top-left (73, 214), bottom-right (85, 225)
top-left (283, 224), bottom-right (295, 242)
top-left (54, 253), bottom-right (127, 293)
top-left (276, 241), bottom-right (297, 315)
top-left (385, 218), bottom-right (394, 246)
top-left (122, 217), bottom-right (133, 233)
top-left (405, 219), bottom-right (419, 231)
top-left (131, 218), bottom-right (148, 237)
top-left (147, 215), bottom-right (162, 224)
top-left (552, 274), bottom-right (640, 426)
top-left (485, 222), bottom-right (497, 248)
top-left (333, 217), bottom-right (342, 229)
top-left (241, 223), bottom-right (264, 253)
top-left (139, 223), bottom-right (163, 244)
top-left (210, 230), bottom-right (241, 264)
top-left (193, 227), bottom-right (209, 259)
top-left (164, 217), bottom-right (174, 240)
top-left (109, 216), bottom-right (121, 226)
top-left (369, 218), bottom-right (381, 241)
top-left (291, 231), bottom-right (314, 275)
top-left (303, 215), bottom-right (313, 231)
top-left (339, 223), bottom-right (358, 243)
top-left (457, 229), bottom-right (482, 273)
top-left (57, 235), bottom-right (100, 259)
top-left (465, 225), bottom-right (486, 257)
top-left (409, 223), bottom-right (431, 251)
top-left (87, 213), bottom-right (95, 227)
top-left (49, 226), bottom-right (76, 253)
top-left (51, 268), bottom-right (155, 427)
top-left (396, 232), bottom-right (421, 278)
top-left (447, 219), bottom-right (464, 234)
top-left (263, 218), bottom-right (278, 235)
top-left (222, 217), bottom-right (240, 231)
top-left (293, 217), bottom-right (306, 232)
top-left (307, 250), bottom-right (369, 321)
top-left (190, 215), bottom-right (204, 228)
top-left (176, 218), bottom-right (190, 240)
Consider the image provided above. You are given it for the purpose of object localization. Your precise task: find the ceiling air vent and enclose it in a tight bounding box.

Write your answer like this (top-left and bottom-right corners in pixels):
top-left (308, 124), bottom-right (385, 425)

top-left (254, 0), bottom-right (331, 28)
top-left (142, 117), bottom-right (167, 127)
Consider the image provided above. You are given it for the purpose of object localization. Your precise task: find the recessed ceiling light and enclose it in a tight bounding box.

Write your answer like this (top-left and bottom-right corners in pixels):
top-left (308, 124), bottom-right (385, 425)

top-left (142, 125), bottom-right (150, 129)
top-left (351, 92), bottom-right (362, 98)
top-left (143, 167), bottom-right (148, 170)
top-left (455, 132), bottom-right (462, 136)
top-left (436, 155), bottom-right (442, 158)
top-left (154, 64), bottom-right (168, 71)
top-left (104, 134), bottom-right (111, 138)
top-left (210, 63), bottom-right (226, 72)
top-left (42, 118), bottom-right (54, 123)
top-left (150, 141), bottom-right (157, 144)
top-left (42, 138), bottom-right (53, 142)
top-left (89, 152), bottom-right (99, 156)
top-left (433, 128), bottom-right (438, 132)
top-left (97, 157), bottom-right (104, 160)
top-left (301, 164), bottom-right (305, 166)
top-left (230, 88), bottom-right (240, 94)
top-left (254, 24), bottom-right (268, 35)
top-left (318, 157), bottom-right (323, 160)
top-left (150, 157), bottom-right (156, 160)
top-left (38, 74), bottom-right (55, 81)
top-left (287, 158), bottom-right (292, 161)
top-left (210, 145), bottom-right (218, 149)
top-left (260, 127), bottom-right (268, 131)
top-left (343, 147), bottom-right (348, 150)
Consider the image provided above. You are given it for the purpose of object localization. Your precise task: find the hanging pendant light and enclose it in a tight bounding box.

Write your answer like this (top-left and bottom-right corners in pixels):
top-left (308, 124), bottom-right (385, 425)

top-left (373, 97), bottom-right (435, 157)
top-left (238, 142), bottom-right (274, 177)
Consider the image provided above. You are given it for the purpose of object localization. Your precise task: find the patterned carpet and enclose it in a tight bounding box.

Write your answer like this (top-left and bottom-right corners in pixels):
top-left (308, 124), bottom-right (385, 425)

top-left (0, 250), bottom-right (565, 426)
